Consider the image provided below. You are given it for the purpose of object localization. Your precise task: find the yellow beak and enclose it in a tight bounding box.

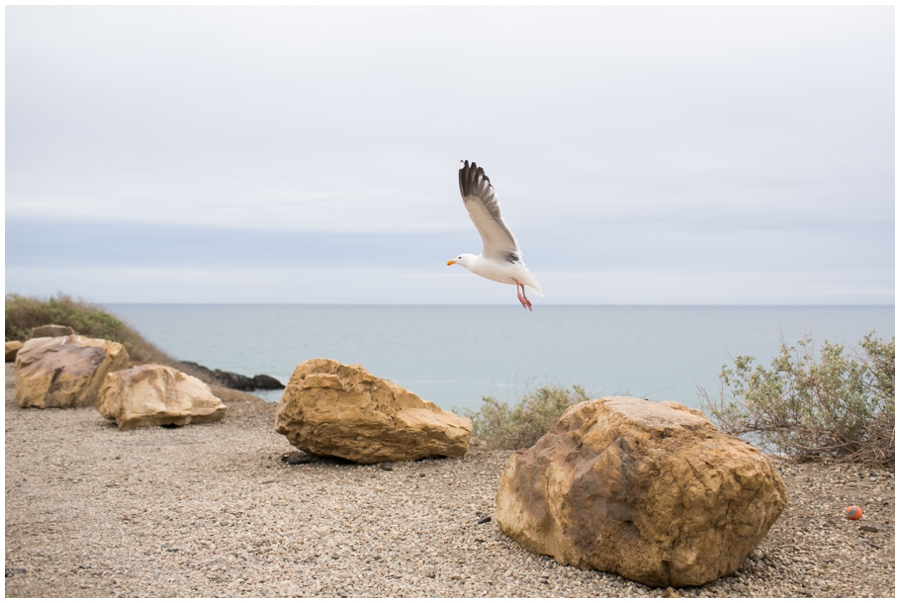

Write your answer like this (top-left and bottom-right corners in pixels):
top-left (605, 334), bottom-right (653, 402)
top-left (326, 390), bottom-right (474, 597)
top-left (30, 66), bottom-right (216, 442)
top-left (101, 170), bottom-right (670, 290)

top-left (446, 260), bottom-right (456, 265)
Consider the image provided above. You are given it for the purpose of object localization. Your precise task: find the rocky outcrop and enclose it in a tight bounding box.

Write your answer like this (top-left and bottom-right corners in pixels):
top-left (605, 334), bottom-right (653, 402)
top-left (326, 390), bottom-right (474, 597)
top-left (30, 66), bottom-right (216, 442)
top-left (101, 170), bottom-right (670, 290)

top-left (275, 358), bottom-right (472, 463)
top-left (14, 335), bottom-right (130, 408)
top-left (494, 396), bottom-right (787, 588)
top-left (30, 324), bottom-right (75, 338)
top-left (179, 360), bottom-right (284, 391)
top-left (213, 369), bottom-right (284, 391)
top-left (249, 373), bottom-right (284, 390)
top-left (6, 341), bottom-right (23, 362)
top-left (96, 364), bottom-right (227, 429)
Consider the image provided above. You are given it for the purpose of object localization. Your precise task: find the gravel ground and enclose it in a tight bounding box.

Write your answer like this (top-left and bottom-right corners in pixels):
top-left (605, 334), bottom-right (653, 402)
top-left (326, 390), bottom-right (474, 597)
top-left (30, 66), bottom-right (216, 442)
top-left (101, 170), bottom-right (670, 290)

top-left (5, 364), bottom-right (895, 597)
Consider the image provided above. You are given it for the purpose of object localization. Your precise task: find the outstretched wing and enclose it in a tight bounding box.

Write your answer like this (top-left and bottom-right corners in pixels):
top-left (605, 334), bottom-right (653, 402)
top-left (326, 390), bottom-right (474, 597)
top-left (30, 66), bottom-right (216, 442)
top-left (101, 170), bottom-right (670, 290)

top-left (458, 160), bottom-right (523, 264)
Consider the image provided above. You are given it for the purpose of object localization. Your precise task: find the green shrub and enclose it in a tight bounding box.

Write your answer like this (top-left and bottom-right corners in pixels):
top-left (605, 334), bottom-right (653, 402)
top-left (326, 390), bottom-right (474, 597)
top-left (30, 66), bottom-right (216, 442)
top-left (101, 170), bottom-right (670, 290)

top-left (699, 331), bottom-right (894, 467)
top-left (457, 384), bottom-right (590, 450)
top-left (5, 293), bottom-right (176, 366)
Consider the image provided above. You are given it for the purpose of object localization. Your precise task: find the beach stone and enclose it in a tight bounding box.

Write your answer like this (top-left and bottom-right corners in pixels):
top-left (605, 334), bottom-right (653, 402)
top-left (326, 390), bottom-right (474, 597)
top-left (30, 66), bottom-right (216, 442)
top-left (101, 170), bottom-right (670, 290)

top-left (96, 364), bottom-right (227, 429)
top-left (14, 335), bottom-right (130, 409)
top-left (30, 324), bottom-right (75, 338)
top-left (494, 396), bottom-right (787, 588)
top-left (275, 358), bottom-right (472, 463)
top-left (6, 341), bottom-right (24, 362)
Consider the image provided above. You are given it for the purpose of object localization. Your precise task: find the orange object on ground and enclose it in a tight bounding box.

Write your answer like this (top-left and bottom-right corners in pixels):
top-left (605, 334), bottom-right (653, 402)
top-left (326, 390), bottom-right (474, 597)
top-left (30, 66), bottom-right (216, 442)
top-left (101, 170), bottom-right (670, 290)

top-left (845, 505), bottom-right (863, 520)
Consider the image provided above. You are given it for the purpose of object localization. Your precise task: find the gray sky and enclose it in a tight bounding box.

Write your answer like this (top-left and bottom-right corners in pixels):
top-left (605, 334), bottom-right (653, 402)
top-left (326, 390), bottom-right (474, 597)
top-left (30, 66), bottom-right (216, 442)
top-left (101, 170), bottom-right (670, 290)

top-left (5, 5), bottom-right (895, 304)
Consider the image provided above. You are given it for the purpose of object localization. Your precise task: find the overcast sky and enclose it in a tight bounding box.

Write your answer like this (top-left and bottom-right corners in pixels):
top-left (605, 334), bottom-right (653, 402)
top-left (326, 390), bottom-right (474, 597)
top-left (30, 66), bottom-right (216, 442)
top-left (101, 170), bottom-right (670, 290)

top-left (5, 5), bottom-right (895, 305)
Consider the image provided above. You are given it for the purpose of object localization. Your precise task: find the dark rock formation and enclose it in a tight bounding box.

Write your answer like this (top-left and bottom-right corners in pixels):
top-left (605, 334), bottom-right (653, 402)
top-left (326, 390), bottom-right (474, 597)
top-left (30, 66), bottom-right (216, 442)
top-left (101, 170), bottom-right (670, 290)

top-left (178, 360), bottom-right (284, 391)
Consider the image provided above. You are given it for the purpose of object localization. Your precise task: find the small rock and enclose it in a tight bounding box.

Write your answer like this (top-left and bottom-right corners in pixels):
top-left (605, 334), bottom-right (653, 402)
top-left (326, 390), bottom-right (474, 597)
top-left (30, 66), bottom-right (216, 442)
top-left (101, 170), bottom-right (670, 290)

top-left (281, 452), bottom-right (314, 465)
top-left (379, 463), bottom-right (394, 471)
top-left (664, 586), bottom-right (681, 598)
top-left (5, 341), bottom-right (23, 362)
top-left (860, 525), bottom-right (879, 533)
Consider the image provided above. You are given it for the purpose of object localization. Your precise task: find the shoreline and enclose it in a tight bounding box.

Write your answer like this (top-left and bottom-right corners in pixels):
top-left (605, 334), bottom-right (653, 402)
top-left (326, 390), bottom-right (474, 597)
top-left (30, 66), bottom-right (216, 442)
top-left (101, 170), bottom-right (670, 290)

top-left (5, 364), bottom-right (895, 597)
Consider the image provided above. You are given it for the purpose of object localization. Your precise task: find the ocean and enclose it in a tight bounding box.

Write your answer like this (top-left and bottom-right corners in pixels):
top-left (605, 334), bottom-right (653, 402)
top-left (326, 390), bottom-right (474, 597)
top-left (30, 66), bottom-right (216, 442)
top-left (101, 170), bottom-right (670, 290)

top-left (102, 304), bottom-right (894, 412)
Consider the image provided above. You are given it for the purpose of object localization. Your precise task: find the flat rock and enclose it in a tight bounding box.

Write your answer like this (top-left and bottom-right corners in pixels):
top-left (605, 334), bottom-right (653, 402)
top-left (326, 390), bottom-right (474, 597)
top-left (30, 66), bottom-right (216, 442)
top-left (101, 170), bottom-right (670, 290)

top-left (274, 358), bottom-right (472, 463)
top-left (14, 335), bottom-right (130, 408)
top-left (495, 396), bottom-right (787, 587)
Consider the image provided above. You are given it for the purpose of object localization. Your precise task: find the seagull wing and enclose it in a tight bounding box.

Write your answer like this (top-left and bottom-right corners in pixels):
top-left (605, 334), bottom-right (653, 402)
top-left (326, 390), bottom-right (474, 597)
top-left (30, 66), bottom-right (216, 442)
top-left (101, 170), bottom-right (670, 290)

top-left (458, 160), bottom-right (523, 264)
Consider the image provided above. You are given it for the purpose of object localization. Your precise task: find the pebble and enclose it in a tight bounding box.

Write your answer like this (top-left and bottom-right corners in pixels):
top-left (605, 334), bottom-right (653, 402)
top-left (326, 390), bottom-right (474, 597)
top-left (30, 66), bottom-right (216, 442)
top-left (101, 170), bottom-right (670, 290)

top-left (4, 365), bottom-right (895, 597)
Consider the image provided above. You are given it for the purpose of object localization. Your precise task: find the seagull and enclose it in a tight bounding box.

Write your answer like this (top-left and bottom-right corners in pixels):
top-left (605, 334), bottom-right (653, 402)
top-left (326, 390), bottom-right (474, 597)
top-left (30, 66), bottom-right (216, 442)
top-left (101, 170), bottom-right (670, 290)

top-left (447, 160), bottom-right (544, 311)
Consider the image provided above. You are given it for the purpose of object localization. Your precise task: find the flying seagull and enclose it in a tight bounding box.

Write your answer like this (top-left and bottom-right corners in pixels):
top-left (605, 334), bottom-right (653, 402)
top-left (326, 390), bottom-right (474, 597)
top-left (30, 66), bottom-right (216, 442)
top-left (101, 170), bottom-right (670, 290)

top-left (447, 160), bottom-right (544, 311)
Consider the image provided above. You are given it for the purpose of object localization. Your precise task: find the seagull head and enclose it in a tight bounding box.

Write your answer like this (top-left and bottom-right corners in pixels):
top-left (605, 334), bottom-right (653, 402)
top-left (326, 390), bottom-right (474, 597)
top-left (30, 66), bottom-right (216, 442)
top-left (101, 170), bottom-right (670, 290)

top-left (447, 253), bottom-right (476, 268)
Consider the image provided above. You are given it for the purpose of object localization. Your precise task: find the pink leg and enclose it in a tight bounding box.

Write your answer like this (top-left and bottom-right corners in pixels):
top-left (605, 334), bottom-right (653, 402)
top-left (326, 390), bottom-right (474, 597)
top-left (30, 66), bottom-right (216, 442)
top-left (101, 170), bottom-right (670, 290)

top-left (515, 282), bottom-right (532, 311)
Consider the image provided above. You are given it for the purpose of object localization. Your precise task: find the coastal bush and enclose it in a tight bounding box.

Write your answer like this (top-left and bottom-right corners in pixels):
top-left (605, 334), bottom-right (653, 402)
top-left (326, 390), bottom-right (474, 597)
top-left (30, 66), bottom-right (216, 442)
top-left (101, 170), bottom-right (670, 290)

top-left (5, 293), bottom-right (176, 366)
top-left (699, 331), bottom-right (895, 467)
top-left (458, 384), bottom-right (590, 450)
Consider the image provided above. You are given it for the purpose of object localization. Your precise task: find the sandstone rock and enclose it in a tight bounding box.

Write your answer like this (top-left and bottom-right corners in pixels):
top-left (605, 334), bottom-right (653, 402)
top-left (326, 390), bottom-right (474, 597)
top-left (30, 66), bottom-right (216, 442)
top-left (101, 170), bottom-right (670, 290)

top-left (14, 336), bottom-right (130, 409)
top-left (275, 358), bottom-right (472, 463)
top-left (96, 364), bottom-right (227, 429)
top-left (30, 324), bottom-right (75, 338)
top-left (6, 341), bottom-right (24, 362)
top-left (494, 396), bottom-right (787, 588)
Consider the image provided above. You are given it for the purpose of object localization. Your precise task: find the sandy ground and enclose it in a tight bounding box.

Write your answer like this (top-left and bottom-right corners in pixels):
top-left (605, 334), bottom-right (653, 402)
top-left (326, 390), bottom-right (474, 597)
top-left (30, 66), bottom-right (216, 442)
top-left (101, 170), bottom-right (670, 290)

top-left (5, 364), bottom-right (895, 597)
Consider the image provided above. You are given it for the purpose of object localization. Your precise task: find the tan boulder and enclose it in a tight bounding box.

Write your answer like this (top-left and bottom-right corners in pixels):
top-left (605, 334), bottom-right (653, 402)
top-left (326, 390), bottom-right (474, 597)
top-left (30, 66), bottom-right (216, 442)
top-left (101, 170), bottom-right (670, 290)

top-left (30, 324), bottom-right (75, 338)
top-left (6, 341), bottom-right (24, 362)
top-left (275, 358), bottom-right (472, 463)
top-left (495, 396), bottom-right (787, 588)
top-left (96, 364), bottom-right (227, 429)
top-left (14, 336), bottom-right (130, 408)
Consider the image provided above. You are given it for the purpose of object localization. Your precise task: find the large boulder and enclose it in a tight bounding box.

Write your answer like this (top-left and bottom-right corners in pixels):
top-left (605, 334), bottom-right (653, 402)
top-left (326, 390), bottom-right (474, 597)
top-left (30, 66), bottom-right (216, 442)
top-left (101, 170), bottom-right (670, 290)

top-left (6, 341), bottom-right (24, 362)
top-left (494, 397), bottom-right (787, 587)
top-left (14, 335), bottom-right (130, 408)
top-left (275, 358), bottom-right (472, 463)
top-left (96, 364), bottom-right (227, 429)
top-left (30, 324), bottom-right (75, 338)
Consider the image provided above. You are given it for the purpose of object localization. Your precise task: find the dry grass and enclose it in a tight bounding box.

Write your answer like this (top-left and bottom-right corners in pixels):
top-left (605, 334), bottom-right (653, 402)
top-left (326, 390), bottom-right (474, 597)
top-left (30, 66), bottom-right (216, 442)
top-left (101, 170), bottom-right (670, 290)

top-left (4, 293), bottom-right (212, 383)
